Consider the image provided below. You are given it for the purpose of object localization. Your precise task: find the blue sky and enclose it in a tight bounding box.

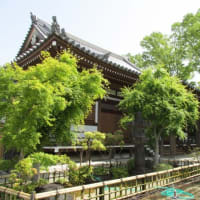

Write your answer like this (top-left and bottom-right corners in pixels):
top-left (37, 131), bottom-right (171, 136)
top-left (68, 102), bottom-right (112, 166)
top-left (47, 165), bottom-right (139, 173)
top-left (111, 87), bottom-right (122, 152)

top-left (1, 0), bottom-right (200, 69)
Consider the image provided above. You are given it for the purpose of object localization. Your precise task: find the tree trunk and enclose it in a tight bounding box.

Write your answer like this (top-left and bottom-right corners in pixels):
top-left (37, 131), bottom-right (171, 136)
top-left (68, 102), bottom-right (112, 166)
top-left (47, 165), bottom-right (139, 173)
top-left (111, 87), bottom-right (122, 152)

top-left (154, 135), bottom-right (160, 166)
top-left (80, 150), bottom-right (83, 166)
top-left (19, 150), bottom-right (24, 160)
top-left (88, 148), bottom-right (91, 167)
top-left (31, 163), bottom-right (40, 183)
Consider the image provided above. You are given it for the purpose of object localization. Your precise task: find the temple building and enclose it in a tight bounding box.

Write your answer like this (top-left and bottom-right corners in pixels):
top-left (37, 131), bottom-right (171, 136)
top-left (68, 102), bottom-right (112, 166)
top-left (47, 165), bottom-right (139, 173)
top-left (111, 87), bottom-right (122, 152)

top-left (14, 13), bottom-right (140, 141)
top-left (13, 13), bottom-right (200, 155)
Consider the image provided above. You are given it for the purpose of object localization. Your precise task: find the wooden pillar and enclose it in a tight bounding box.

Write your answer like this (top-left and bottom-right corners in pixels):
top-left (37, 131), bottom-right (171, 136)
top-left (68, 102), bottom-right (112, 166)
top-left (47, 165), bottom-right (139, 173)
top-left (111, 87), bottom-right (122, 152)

top-left (132, 112), bottom-right (147, 174)
top-left (135, 138), bottom-right (145, 174)
top-left (170, 135), bottom-right (176, 155)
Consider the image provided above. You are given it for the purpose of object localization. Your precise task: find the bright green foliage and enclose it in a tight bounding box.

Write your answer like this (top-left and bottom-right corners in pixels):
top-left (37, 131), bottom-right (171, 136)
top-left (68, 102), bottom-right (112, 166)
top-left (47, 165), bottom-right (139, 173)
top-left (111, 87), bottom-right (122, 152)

top-left (11, 176), bottom-right (47, 193)
top-left (28, 152), bottom-right (75, 169)
top-left (128, 33), bottom-right (172, 69)
top-left (119, 67), bottom-right (199, 165)
top-left (154, 163), bottom-right (173, 172)
top-left (81, 131), bottom-right (106, 151)
top-left (129, 9), bottom-right (200, 81)
top-left (128, 32), bottom-right (193, 80)
top-left (11, 157), bottom-right (35, 182)
top-left (105, 130), bottom-right (124, 145)
top-left (0, 51), bottom-right (108, 156)
top-left (78, 131), bottom-right (106, 166)
top-left (171, 9), bottom-right (200, 75)
top-left (12, 152), bottom-right (75, 177)
top-left (9, 152), bottom-right (75, 192)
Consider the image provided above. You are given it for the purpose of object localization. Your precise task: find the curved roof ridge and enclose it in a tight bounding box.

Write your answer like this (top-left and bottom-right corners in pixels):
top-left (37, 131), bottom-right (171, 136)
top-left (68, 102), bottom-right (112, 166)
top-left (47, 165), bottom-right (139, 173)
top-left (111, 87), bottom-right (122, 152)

top-left (16, 14), bottom-right (141, 74)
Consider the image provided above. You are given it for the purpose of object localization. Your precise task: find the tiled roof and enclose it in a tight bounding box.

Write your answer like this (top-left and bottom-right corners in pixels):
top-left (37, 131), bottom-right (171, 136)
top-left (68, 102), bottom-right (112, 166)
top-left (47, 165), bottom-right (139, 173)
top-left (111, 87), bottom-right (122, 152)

top-left (15, 14), bottom-right (141, 75)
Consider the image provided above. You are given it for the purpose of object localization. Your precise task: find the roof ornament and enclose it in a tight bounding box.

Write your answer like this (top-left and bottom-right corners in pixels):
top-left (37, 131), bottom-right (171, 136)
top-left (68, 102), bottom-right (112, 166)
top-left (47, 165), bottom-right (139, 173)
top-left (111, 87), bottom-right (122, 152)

top-left (51, 16), bottom-right (60, 35)
top-left (61, 28), bottom-right (68, 39)
top-left (30, 12), bottom-right (37, 24)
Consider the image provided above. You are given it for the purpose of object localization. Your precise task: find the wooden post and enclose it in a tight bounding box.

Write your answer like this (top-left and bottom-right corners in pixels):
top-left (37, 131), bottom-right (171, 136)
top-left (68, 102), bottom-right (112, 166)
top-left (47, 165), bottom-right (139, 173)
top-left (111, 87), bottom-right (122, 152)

top-left (99, 185), bottom-right (105, 200)
top-left (81, 186), bottom-right (85, 200)
top-left (135, 176), bottom-right (138, 193)
top-left (142, 176), bottom-right (146, 191)
top-left (120, 180), bottom-right (123, 197)
top-left (31, 191), bottom-right (36, 200)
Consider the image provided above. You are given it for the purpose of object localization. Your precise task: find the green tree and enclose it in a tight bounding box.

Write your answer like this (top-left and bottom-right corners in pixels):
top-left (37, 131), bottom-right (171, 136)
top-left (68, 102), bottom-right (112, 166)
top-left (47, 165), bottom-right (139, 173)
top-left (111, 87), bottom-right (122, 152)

top-left (129, 9), bottom-right (200, 81)
top-left (171, 9), bottom-right (200, 75)
top-left (105, 130), bottom-right (124, 146)
top-left (105, 131), bottom-right (124, 165)
top-left (78, 131), bottom-right (106, 167)
top-left (0, 51), bottom-right (108, 158)
top-left (119, 67), bottom-right (199, 165)
top-left (128, 32), bottom-right (193, 80)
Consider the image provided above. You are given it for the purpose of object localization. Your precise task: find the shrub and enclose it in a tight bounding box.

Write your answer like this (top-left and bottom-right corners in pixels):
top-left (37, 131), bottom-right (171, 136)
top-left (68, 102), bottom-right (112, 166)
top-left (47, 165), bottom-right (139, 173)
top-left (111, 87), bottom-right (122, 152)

top-left (69, 166), bottom-right (93, 185)
top-left (154, 163), bottom-right (173, 171)
top-left (93, 166), bottom-right (109, 176)
top-left (9, 152), bottom-right (75, 192)
top-left (12, 178), bottom-right (48, 193)
top-left (110, 167), bottom-right (128, 179)
top-left (29, 152), bottom-right (75, 169)
top-left (127, 159), bottom-right (135, 175)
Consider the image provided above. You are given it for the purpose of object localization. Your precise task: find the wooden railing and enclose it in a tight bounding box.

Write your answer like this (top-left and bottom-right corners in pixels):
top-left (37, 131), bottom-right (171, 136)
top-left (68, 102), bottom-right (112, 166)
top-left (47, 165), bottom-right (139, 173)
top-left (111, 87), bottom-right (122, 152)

top-left (0, 186), bottom-right (30, 200)
top-left (0, 163), bottom-right (200, 200)
top-left (34, 163), bottom-right (200, 199)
